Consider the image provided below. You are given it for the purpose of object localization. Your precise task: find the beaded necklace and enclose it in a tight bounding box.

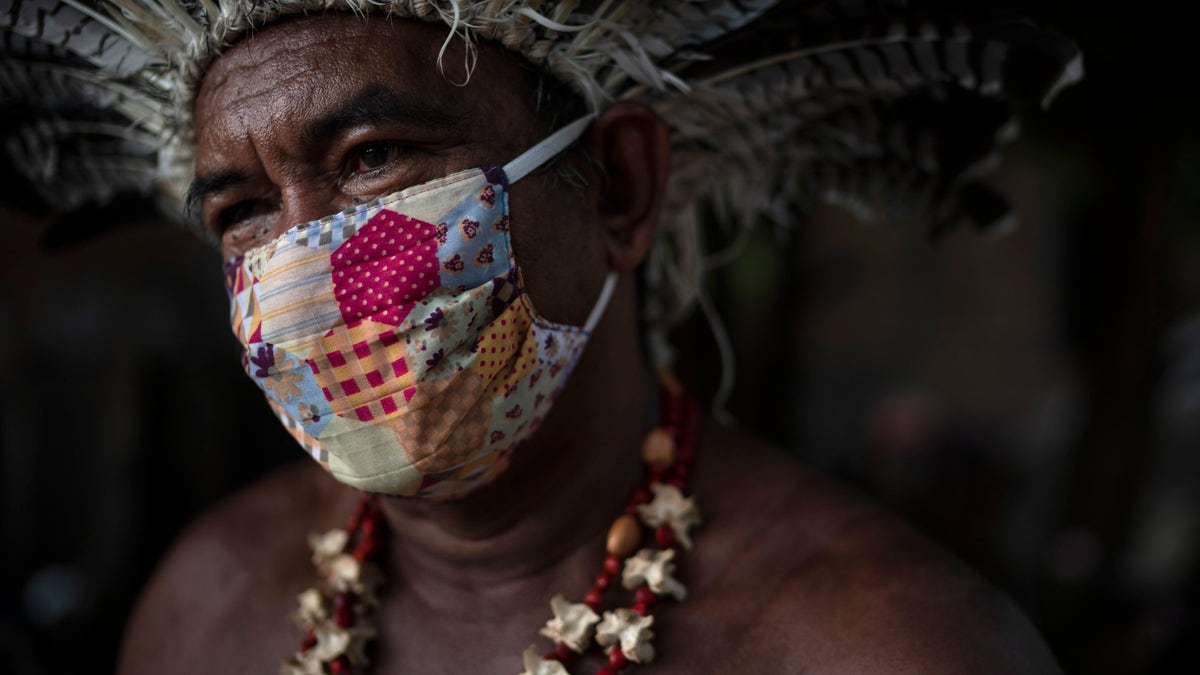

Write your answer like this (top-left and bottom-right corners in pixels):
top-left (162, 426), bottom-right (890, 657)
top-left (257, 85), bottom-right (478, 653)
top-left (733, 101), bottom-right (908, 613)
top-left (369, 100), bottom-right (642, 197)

top-left (282, 388), bottom-right (701, 675)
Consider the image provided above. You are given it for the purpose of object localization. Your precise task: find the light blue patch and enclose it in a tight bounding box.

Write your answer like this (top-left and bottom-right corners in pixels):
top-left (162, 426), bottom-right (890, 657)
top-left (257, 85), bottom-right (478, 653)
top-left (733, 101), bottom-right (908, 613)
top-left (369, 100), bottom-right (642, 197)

top-left (435, 184), bottom-right (510, 290)
top-left (249, 344), bottom-right (333, 438)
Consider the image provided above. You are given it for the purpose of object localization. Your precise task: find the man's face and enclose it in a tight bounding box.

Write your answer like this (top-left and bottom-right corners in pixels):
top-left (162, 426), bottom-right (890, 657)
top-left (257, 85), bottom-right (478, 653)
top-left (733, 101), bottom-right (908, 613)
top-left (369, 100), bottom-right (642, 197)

top-left (192, 12), bottom-right (608, 325)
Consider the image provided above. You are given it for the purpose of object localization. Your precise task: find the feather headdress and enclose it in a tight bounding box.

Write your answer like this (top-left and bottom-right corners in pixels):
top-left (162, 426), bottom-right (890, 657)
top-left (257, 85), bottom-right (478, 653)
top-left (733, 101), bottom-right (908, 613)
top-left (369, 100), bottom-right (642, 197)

top-left (0, 0), bottom-right (1081, 327)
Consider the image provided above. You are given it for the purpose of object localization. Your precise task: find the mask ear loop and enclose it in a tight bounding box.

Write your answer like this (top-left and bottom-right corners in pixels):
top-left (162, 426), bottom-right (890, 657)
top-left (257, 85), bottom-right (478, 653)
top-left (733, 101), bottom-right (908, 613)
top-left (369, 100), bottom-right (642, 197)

top-left (504, 115), bottom-right (614, 334)
top-left (503, 115), bottom-right (596, 183)
top-left (583, 272), bottom-right (619, 334)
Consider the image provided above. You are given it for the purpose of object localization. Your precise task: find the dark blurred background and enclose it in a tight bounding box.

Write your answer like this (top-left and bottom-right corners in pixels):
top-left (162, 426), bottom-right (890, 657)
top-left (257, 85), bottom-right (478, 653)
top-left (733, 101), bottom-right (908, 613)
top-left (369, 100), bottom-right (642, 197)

top-left (2, 3), bottom-right (1197, 674)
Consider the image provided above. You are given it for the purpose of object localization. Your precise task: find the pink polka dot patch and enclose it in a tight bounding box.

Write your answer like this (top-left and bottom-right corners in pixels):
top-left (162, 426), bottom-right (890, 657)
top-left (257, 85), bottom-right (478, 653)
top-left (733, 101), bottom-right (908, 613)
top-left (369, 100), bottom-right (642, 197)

top-left (331, 210), bottom-right (441, 326)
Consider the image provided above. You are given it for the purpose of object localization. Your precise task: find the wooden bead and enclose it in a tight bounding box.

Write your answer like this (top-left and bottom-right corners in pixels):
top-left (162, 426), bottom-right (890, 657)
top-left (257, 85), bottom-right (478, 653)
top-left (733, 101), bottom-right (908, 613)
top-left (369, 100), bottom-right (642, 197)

top-left (641, 427), bottom-right (676, 467)
top-left (606, 515), bottom-right (642, 558)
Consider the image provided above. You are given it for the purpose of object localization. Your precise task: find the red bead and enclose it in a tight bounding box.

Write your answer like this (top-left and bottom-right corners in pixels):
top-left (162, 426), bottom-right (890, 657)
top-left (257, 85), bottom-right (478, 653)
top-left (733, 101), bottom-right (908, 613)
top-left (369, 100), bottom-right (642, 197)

top-left (594, 572), bottom-right (611, 591)
top-left (635, 585), bottom-right (658, 607)
top-left (584, 588), bottom-right (603, 609)
top-left (299, 627), bottom-right (316, 652)
top-left (609, 647), bottom-right (629, 669)
top-left (666, 475), bottom-right (685, 489)
top-left (597, 668), bottom-right (618, 675)
top-left (632, 601), bottom-right (649, 616)
top-left (555, 642), bottom-right (576, 662)
top-left (544, 650), bottom-right (558, 661)
top-left (603, 555), bottom-right (621, 576)
top-left (331, 590), bottom-right (352, 624)
top-left (630, 488), bottom-right (652, 506)
top-left (361, 517), bottom-right (376, 537)
top-left (347, 502), bottom-right (367, 532)
top-left (329, 656), bottom-right (351, 674)
top-left (656, 524), bottom-right (675, 549)
top-left (353, 535), bottom-right (378, 561)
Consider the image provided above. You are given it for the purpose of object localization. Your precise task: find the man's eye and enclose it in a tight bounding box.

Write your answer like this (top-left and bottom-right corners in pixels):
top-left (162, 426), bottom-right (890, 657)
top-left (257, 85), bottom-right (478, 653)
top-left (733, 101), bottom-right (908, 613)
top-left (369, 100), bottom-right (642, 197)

top-left (354, 142), bottom-right (400, 172)
top-left (218, 201), bottom-right (263, 232)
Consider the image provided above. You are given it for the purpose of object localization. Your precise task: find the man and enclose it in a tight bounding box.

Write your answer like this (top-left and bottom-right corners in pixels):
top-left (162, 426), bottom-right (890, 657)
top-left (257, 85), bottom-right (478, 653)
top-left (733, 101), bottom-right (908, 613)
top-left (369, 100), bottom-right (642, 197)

top-left (111, 11), bottom-right (1060, 674)
top-left (0, 1), bottom-right (1079, 672)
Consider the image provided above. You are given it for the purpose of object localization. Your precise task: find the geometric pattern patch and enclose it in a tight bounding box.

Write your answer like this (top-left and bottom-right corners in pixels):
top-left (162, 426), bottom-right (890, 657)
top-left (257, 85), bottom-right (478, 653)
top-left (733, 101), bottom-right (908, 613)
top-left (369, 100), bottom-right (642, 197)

top-left (266, 397), bottom-right (328, 466)
top-left (308, 319), bottom-right (415, 423)
top-left (392, 372), bottom-right (492, 475)
top-left (292, 218), bottom-right (357, 249)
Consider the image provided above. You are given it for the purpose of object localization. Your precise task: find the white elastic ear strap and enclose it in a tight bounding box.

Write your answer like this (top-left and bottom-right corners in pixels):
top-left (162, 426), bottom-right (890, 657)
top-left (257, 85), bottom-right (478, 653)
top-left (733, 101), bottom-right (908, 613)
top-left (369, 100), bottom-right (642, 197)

top-left (503, 115), bottom-right (612, 333)
top-left (503, 115), bottom-right (596, 183)
top-left (583, 272), bottom-right (619, 334)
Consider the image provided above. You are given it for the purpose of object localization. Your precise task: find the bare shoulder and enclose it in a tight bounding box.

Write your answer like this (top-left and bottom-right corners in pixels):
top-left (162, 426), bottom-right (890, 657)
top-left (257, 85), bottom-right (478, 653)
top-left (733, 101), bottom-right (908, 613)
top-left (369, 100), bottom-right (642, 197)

top-left (677, 423), bottom-right (1060, 674)
top-left (117, 461), bottom-right (352, 675)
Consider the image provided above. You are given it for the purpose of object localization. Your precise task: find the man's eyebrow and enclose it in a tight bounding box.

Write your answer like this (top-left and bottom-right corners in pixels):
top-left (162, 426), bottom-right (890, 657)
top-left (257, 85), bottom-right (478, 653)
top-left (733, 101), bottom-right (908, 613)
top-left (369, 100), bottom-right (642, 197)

top-left (184, 169), bottom-right (249, 225)
top-left (300, 84), bottom-right (467, 146)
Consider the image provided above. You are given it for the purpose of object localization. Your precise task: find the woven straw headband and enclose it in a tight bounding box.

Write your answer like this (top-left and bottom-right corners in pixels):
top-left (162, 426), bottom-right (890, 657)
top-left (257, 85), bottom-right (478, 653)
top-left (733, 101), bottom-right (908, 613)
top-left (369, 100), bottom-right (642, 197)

top-left (0, 0), bottom-right (1082, 331)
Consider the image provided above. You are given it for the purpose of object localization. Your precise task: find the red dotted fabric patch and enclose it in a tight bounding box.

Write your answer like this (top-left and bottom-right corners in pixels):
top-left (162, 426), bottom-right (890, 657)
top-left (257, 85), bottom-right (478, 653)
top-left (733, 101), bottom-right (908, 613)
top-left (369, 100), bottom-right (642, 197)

top-left (474, 299), bottom-right (536, 396)
top-left (332, 210), bottom-right (441, 326)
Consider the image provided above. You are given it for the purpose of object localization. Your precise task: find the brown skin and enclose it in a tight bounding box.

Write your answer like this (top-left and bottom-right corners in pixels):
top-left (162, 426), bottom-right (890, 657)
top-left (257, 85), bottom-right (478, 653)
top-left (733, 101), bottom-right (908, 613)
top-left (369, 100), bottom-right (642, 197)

top-left (119, 13), bottom-right (1060, 674)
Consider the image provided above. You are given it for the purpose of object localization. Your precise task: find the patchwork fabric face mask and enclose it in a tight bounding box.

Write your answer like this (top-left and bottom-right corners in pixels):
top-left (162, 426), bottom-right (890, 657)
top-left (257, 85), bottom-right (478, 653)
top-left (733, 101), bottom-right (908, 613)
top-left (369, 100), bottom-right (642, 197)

top-left (225, 117), bottom-right (616, 499)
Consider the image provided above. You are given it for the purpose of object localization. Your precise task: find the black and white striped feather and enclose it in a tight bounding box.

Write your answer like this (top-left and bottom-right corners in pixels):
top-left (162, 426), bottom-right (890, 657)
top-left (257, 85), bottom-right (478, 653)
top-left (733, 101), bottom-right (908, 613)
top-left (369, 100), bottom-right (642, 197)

top-left (640, 3), bottom-right (1080, 325)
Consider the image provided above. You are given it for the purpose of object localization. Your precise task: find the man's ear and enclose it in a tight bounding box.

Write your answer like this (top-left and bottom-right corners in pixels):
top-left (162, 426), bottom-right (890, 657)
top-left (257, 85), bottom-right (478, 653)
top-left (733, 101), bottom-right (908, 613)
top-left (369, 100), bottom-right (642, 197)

top-left (585, 101), bottom-right (670, 273)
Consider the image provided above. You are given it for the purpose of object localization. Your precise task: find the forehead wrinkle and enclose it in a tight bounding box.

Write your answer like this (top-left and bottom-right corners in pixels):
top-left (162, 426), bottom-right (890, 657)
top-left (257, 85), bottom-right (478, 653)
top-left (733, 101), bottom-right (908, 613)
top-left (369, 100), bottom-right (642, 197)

top-left (196, 58), bottom-right (334, 183)
top-left (299, 84), bottom-right (469, 148)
